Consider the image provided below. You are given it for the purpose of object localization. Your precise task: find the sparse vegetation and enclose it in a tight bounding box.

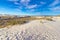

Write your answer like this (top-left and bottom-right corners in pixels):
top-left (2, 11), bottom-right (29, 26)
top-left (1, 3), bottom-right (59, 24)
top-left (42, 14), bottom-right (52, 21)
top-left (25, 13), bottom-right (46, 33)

top-left (46, 18), bottom-right (53, 21)
top-left (44, 17), bottom-right (53, 21)
top-left (42, 16), bottom-right (53, 21)
top-left (0, 16), bottom-right (37, 28)
top-left (0, 16), bottom-right (55, 28)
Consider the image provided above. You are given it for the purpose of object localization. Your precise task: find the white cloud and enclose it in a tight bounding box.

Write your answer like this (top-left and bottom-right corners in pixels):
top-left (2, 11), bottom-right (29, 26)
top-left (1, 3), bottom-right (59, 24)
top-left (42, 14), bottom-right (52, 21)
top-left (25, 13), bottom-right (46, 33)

top-left (14, 1), bottom-right (19, 5)
top-left (40, 1), bottom-right (46, 5)
top-left (8, 0), bottom-right (19, 1)
top-left (15, 8), bottom-right (22, 12)
top-left (28, 9), bottom-right (35, 12)
top-left (20, 0), bottom-right (30, 3)
top-left (26, 4), bottom-right (37, 9)
top-left (30, 9), bottom-right (35, 12)
top-left (8, 0), bottom-right (19, 5)
top-left (49, 6), bottom-right (60, 11)
top-left (53, 7), bottom-right (60, 10)
top-left (49, 0), bottom-right (59, 7)
top-left (20, 0), bottom-right (30, 6)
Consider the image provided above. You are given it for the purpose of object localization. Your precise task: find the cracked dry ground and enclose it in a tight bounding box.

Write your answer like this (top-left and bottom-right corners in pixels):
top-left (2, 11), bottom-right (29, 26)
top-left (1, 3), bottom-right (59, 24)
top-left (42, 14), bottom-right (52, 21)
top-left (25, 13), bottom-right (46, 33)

top-left (0, 20), bottom-right (60, 40)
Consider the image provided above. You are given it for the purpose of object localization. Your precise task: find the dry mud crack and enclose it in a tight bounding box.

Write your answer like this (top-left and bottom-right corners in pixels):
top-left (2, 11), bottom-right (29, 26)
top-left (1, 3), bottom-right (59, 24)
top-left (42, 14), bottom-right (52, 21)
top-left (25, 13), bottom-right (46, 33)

top-left (0, 20), bottom-right (60, 40)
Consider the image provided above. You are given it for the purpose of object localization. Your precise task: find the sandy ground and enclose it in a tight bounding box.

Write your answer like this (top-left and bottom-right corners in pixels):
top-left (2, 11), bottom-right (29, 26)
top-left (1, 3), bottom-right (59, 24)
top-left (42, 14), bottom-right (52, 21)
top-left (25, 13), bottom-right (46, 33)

top-left (0, 18), bottom-right (60, 40)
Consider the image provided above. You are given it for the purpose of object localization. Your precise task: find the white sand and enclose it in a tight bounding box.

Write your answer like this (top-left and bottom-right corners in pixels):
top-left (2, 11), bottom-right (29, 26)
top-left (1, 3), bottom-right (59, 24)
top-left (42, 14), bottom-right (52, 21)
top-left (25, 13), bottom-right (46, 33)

top-left (0, 18), bottom-right (60, 40)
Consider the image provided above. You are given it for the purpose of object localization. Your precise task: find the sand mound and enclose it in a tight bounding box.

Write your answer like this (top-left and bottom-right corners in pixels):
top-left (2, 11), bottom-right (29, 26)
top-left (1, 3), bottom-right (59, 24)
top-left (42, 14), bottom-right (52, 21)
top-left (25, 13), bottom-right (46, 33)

top-left (0, 20), bottom-right (60, 40)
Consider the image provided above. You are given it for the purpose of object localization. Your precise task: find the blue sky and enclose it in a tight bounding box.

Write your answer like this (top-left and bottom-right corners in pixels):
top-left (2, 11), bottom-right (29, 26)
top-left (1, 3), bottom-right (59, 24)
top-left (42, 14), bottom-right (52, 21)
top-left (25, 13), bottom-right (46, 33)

top-left (0, 0), bottom-right (60, 15)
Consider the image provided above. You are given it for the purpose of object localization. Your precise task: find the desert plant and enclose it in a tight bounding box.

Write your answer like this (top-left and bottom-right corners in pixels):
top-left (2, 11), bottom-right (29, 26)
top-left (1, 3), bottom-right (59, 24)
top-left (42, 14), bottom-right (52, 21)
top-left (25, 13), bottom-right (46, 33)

top-left (46, 18), bottom-right (53, 21)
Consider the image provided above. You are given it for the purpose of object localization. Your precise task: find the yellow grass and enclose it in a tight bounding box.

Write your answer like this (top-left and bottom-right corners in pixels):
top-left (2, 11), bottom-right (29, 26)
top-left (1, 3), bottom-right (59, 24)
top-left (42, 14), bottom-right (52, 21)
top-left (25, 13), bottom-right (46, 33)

top-left (0, 16), bottom-right (53, 28)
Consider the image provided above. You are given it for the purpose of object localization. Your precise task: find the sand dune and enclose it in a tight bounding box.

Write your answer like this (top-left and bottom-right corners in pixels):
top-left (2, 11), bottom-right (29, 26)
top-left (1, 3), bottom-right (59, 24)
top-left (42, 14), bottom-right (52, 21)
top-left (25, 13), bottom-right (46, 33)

top-left (0, 19), bottom-right (60, 40)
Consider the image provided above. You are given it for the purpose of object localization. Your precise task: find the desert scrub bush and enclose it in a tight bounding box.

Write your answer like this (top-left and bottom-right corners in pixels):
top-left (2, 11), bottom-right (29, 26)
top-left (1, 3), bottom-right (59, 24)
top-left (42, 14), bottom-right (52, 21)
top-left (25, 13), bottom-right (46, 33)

top-left (0, 16), bottom-right (33, 28)
top-left (46, 18), bottom-right (53, 21)
top-left (6, 20), bottom-right (28, 25)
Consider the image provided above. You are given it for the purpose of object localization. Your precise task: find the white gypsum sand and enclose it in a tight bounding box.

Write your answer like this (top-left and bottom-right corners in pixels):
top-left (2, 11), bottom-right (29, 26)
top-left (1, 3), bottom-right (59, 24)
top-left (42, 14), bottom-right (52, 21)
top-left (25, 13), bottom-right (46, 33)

top-left (0, 17), bottom-right (60, 40)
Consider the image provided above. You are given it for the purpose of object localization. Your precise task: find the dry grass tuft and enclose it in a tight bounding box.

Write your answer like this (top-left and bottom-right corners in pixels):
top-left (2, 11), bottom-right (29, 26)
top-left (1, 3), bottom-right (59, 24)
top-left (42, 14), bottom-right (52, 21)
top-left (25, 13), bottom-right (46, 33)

top-left (0, 16), bottom-right (37, 28)
top-left (0, 16), bottom-right (54, 28)
top-left (45, 18), bottom-right (53, 21)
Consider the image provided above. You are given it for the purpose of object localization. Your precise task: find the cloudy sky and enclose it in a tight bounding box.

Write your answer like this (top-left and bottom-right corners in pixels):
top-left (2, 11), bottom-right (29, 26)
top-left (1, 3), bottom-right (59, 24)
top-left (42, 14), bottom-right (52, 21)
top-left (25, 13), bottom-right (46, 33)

top-left (0, 0), bottom-right (60, 15)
